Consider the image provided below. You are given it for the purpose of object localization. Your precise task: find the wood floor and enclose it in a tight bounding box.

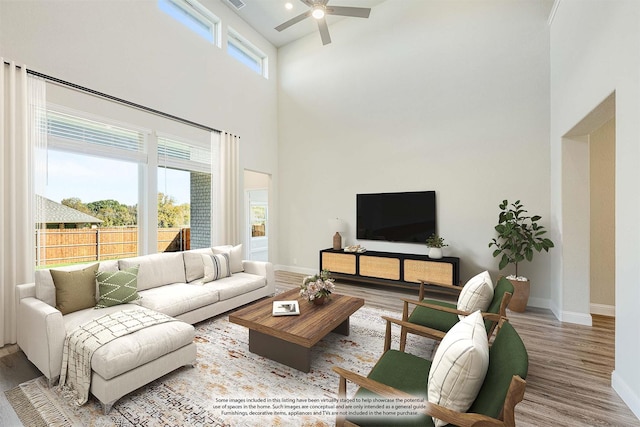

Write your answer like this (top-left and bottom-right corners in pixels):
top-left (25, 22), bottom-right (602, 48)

top-left (1, 271), bottom-right (638, 426)
top-left (278, 271), bottom-right (640, 427)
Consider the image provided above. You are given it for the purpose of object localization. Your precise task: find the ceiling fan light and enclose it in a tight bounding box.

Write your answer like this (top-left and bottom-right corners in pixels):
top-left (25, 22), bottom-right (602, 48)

top-left (312, 7), bottom-right (325, 19)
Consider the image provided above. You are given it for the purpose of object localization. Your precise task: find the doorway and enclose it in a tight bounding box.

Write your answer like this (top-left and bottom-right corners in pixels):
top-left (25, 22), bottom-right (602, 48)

top-left (244, 170), bottom-right (270, 262)
top-left (561, 93), bottom-right (616, 321)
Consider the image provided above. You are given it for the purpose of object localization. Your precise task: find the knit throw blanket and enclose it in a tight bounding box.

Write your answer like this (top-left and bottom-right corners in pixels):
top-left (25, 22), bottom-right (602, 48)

top-left (59, 307), bottom-right (176, 406)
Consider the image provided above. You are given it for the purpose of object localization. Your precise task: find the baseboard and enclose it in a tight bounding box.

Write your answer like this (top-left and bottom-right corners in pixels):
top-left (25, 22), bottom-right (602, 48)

top-left (527, 297), bottom-right (594, 325)
top-left (548, 299), bottom-right (562, 322)
top-left (527, 297), bottom-right (552, 310)
top-left (590, 303), bottom-right (615, 317)
top-left (612, 370), bottom-right (640, 420)
top-left (527, 298), bottom-right (610, 324)
top-left (560, 310), bottom-right (592, 326)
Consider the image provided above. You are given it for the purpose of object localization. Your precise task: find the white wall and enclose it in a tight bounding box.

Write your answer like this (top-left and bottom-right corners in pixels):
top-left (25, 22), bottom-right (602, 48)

top-left (278, 0), bottom-right (553, 302)
top-left (590, 118), bottom-right (615, 310)
top-left (550, 0), bottom-right (640, 418)
top-left (0, 0), bottom-right (279, 258)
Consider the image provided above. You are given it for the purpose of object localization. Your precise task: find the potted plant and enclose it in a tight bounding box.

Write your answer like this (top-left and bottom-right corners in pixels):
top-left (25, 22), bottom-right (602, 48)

top-left (426, 233), bottom-right (448, 259)
top-left (300, 269), bottom-right (336, 305)
top-left (488, 199), bottom-right (554, 312)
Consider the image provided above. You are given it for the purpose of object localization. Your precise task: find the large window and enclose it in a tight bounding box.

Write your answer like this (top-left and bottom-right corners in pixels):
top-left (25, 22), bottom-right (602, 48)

top-left (41, 150), bottom-right (140, 265)
top-left (227, 27), bottom-right (268, 78)
top-left (39, 109), bottom-right (146, 266)
top-left (37, 107), bottom-right (216, 267)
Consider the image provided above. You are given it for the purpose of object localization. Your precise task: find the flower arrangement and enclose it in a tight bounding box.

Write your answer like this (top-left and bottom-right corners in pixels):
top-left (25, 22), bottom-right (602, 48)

top-left (300, 269), bottom-right (335, 303)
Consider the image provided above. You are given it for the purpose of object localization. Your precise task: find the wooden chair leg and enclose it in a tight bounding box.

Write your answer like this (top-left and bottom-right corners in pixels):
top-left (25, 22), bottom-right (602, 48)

top-left (400, 300), bottom-right (409, 351)
top-left (384, 320), bottom-right (392, 352)
top-left (501, 376), bottom-right (526, 427)
top-left (399, 327), bottom-right (408, 352)
top-left (336, 375), bottom-right (347, 427)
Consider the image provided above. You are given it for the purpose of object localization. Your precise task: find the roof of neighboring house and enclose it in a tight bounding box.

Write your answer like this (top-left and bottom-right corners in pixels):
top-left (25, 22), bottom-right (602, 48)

top-left (35, 195), bottom-right (103, 224)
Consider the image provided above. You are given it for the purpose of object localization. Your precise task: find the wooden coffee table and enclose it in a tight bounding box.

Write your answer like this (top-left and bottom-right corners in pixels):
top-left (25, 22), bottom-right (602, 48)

top-left (229, 288), bottom-right (364, 372)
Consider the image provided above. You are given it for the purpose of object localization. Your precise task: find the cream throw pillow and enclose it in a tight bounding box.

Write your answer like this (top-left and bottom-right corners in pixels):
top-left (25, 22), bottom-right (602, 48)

top-left (212, 244), bottom-right (243, 273)
top-left (456, 270), bottom-right (494, 320)
top-left (427, 310), bottom-right (489, 427)
top-left (183, 248), bottom-right (214, 282)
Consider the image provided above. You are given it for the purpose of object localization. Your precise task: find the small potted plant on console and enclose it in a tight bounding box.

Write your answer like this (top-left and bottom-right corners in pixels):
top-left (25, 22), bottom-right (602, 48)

top-left (426, 233), bottom-right (447, 259)
top-left (489, 199), bottom-right (554, 312)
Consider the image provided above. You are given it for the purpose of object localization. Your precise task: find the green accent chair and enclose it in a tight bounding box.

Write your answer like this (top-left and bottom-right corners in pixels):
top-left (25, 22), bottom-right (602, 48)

top-left (333, 317), bottom-right (528, 427)
top-left (399, 277), bottom-right (514, 350)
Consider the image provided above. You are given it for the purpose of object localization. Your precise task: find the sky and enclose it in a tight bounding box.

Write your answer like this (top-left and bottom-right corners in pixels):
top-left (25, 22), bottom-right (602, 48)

top-left (46, 150), bottom-right (190, 206)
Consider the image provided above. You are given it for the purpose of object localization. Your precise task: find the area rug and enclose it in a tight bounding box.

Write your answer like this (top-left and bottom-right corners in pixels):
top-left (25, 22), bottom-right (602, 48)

top-left (5, 304), bottom-right (435, 427)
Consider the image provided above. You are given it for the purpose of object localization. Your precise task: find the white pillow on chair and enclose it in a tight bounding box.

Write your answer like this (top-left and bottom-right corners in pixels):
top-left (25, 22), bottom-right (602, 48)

top-left (427, 310), bottom-right (489, 427)
top-left (457, 270), bottom-right (494, 320)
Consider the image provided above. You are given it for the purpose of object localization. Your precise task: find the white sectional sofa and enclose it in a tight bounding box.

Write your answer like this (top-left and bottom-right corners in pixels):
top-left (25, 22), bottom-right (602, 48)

top-left (16, 245), bottom-right (275, 412)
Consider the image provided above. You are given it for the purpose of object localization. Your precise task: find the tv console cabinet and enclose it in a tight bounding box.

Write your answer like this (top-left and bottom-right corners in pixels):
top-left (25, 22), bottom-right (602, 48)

top-left (319, 248), bottom-right (460, 290)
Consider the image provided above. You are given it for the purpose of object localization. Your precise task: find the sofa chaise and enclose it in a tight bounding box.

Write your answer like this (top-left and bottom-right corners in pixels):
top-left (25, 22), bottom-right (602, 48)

top-left (16, 245), bottom-right (275, 412)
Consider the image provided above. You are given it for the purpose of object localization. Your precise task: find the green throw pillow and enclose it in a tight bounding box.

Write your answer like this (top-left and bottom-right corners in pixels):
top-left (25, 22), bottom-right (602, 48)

top-left (95, 265), bottom-right (142, 308)
top-left (51, 263), bottom-right (99, 315)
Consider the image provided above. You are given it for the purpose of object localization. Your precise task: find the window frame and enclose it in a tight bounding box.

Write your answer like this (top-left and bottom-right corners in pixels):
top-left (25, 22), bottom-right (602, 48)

top-left (227, 27), bottom-right (268, 78)
top-left (157, 132), bottom-right (212, 174)
top-left (159, 0), bottom-right (221, 47)
top-left (46, 105), bottom-right (149, 163)
top-left (39, 106), bottom-right (218, 263)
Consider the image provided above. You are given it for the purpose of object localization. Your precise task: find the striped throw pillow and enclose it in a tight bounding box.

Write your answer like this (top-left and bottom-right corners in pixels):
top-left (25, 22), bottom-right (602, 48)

top-left (457, 271), bottom-right (494, 320)
top-left (202, 253), bottom-right (231, 282)
top-left (427, 310), bottom-right (489, 427)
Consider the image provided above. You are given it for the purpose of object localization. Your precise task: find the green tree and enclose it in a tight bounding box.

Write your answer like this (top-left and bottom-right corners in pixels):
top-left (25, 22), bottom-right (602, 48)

top-left (158, 193), bottom-right (182, 228)
top-left (87, 199), bottom-right (136, 227)
top-left (128, 204), bottom-right (138, 224)
top-left (177, 203), bottom-right (190, 227)
top-left (61, 197), bottom-right (91, 215)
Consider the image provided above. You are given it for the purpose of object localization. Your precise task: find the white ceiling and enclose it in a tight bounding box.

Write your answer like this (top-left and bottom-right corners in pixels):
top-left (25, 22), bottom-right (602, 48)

top-left (220, 0), bottom-right (388, 47)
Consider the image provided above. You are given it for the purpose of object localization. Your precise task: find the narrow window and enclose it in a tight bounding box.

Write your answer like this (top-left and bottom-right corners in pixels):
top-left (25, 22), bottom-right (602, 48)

top-left (227, 28), bottom-right (268, 78)
top-left (157, 135), bottom-right (212, 251)
top-left (159, 0), bottom-right (221, 46)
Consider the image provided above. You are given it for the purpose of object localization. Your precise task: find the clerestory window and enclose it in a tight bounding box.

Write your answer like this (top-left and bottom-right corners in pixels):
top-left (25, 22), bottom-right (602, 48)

top-left (159, 0), bottom-right (221, 46)
top-left (227, 27), bottom-right (268, 78)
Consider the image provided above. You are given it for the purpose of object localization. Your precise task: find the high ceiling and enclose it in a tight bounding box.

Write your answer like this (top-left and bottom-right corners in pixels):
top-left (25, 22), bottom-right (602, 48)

top-left (220, 0), bottom-right (389, 47)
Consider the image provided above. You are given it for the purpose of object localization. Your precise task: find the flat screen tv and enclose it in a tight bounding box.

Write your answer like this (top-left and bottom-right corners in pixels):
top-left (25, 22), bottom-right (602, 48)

top-left (357, 191), bottom-right (436, 243)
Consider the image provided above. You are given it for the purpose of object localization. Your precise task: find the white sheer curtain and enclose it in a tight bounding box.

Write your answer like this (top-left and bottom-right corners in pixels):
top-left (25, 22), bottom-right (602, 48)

top-left (30, 73), bottom-right (48, 267)
top-left (212, 131), bottom-right (240, 246)
top-left (0, 60), bottom-right (46, 346)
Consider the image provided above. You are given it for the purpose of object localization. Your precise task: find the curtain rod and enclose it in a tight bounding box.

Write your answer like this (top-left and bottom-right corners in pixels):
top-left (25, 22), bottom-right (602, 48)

top-left (3, 61), bottom-right (219, 133)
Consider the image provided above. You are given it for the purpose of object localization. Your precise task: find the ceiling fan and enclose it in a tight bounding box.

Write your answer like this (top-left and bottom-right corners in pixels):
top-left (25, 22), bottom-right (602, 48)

top-left (275, 0), bottom-right (371, 46)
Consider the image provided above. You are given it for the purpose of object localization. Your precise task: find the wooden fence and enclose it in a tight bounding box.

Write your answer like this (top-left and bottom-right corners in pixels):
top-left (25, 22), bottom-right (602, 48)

top-left (35, 227), bottom-right (190, 266)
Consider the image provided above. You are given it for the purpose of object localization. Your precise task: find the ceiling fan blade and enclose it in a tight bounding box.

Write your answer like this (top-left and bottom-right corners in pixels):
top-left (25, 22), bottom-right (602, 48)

top-left (326, 6), bottom-right (371, 18)
top-left (317, 18), bottom-right (332, 45)
top-left (299, 0), bottom-right (315, 6)
top-left (275, 10), bottom-right (312, 32)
